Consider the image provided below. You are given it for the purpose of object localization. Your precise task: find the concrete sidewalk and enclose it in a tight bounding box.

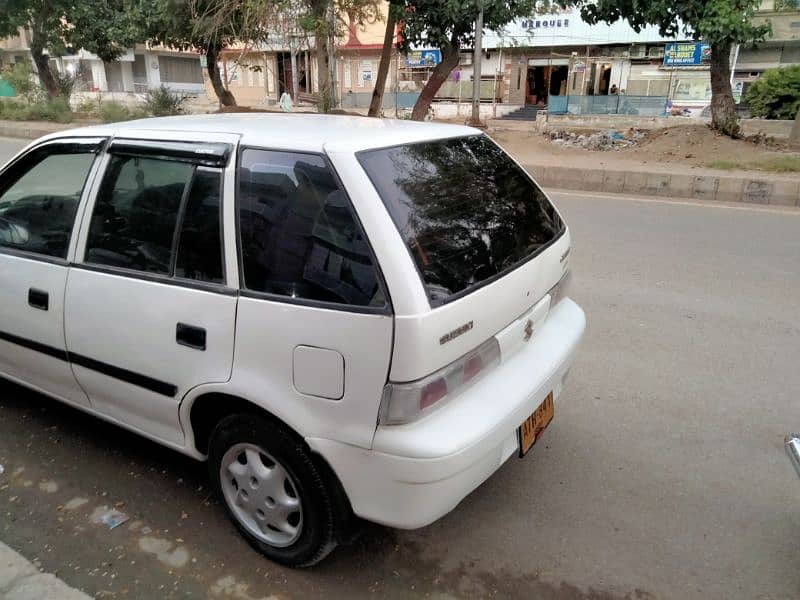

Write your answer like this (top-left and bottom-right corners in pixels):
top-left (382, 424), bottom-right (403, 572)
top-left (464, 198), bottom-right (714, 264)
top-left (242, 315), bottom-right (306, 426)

top-left (0, 542), bottom-right (90, 600)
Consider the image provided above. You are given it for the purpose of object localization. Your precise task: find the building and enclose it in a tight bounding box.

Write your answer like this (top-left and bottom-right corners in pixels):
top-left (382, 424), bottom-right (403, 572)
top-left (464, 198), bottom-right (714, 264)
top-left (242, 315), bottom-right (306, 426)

top-left (734, 0), bottom-right (800, 104)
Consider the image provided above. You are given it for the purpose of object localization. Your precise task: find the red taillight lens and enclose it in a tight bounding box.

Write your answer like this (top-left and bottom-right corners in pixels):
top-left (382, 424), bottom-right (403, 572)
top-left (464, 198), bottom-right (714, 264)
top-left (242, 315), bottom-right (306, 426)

top-left (463, 354), bottom-right (484, 382)
top-left (420, 378), bottom-right (447, 410)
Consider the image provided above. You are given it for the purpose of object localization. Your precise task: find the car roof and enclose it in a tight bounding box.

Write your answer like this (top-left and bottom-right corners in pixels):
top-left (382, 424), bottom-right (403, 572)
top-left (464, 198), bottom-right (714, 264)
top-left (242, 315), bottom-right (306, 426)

top-left (51, 113), bottom-right (481, 153)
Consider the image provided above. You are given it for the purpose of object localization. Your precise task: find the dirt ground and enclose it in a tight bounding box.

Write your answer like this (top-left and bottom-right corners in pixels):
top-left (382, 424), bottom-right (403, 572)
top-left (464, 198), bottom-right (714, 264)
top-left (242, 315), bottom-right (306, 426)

top-left (488, 124), bottom-right (800, 176)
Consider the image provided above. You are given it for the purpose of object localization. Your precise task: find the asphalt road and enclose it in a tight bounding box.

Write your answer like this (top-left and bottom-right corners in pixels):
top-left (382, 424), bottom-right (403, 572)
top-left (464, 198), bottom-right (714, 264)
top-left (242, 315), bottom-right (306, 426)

top-left (1, 136), bottom-right (799, 600)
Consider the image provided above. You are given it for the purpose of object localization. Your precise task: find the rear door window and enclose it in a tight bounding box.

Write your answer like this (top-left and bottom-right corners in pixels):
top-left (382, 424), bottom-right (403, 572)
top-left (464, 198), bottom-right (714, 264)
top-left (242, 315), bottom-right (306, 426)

top-left (238, 149), bottom-right (385, 308)
top-left (85, 155), bottom-right (224, 283)
top-left (358, 135), bottom-right (564, 306)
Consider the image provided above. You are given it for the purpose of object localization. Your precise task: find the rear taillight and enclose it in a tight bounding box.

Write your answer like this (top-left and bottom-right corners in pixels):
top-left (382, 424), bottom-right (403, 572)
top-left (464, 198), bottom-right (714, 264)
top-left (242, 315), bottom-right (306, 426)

top-left (379, 337), bottom-right (501, 425)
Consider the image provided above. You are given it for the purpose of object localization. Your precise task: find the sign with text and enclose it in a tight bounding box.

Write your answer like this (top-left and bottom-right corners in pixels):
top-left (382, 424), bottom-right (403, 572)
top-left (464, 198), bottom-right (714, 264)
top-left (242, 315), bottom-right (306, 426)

top-left (404, 49), bottom-right (441, 67)
top-left (664, 43), bottom-right (711, 67)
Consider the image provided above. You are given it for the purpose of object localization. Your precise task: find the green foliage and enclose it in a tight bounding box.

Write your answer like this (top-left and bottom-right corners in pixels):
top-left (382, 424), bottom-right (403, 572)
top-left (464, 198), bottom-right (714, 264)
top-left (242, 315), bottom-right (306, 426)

top-left (559, 0), bottom-right (770, 48)
top-left (144, 85), bottom-right (188, 116)
top-left (398, 0), bottom-right (538, 54)
top-left (745, 65), bottom-right (800, 119)
top-left (0, 0), bottom-right (158, 62)
top-left (98, 101), bottom-right (149, 123)
top-left (0, 62), bottom-right (40, 101)
top-left (23, 98), bottom-right (74, 122)
top-left (0, 97), bottom-right (73, 123)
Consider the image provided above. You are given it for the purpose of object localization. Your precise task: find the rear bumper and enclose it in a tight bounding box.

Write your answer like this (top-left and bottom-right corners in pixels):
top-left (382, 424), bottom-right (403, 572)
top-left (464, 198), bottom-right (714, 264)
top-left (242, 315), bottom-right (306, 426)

top-left (308, 298), bottom-right (586, 529)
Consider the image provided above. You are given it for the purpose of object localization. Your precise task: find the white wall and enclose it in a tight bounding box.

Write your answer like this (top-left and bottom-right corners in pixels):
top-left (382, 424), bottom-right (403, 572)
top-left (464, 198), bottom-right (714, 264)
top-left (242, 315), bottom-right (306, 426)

top-left (483, 8), bottom-right (691, 49)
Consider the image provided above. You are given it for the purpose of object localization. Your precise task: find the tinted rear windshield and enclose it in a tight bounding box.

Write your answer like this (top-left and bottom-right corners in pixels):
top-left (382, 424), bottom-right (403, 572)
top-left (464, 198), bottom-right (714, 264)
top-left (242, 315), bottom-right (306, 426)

top-left (358, 135), bottom-right (564, 306)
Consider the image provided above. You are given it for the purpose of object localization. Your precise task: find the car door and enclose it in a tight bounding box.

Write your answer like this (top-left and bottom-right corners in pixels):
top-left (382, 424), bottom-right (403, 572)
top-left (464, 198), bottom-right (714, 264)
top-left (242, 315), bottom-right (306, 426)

top-left (65, 137), bottom-right (239, 446)
top-left (232, 148), bottom-right (394, 449)
top-left (0, 137), bottom-right (105, 408)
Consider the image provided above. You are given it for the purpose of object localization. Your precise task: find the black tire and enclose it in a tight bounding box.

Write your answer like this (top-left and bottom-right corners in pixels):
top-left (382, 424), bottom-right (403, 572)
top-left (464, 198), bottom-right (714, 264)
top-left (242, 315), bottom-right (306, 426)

top-left (208, 414), bottom-right (338, 567)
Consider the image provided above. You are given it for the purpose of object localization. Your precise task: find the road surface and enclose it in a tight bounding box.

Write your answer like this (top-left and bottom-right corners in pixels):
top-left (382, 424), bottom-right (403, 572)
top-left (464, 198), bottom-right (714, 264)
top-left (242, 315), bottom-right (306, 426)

top-left (1, 136), bottom-right (799, 599)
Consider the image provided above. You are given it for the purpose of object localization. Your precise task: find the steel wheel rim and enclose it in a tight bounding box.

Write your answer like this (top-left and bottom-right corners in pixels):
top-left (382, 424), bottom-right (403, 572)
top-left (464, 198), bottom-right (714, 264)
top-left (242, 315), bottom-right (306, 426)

top-left (220, 443), bottom-right (303, 547)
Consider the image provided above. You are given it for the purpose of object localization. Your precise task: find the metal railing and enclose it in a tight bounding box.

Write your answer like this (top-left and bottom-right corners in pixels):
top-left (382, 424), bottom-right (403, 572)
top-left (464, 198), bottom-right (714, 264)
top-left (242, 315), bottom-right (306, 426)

top-left (548, 95), bottom-right (670, 117)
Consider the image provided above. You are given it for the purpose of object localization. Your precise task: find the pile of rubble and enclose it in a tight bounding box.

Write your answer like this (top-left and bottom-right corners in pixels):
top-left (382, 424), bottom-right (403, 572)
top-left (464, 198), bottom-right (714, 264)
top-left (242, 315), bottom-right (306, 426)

top-left (548, 128), bottom-right (646, 151)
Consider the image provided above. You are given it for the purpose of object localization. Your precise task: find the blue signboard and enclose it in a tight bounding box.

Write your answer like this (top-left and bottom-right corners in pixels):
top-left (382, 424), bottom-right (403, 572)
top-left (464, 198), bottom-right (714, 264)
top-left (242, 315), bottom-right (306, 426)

top-left (664, 43), bottom-right (711, 67)
top-left (405, 49), bottom-right (441, 67)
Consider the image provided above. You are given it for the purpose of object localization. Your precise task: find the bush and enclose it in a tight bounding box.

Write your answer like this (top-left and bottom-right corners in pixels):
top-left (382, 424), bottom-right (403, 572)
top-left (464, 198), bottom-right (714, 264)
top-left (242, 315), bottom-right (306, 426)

top-left (99, 101), bottom-right (149, 123)
top-left (0, 97), bottom-right (73, 123)
top-left (0, 61), bottom-right (41, 102)
top-left (24, 98), bottom-right (73, 123)
top-left (99, 101), bottom-right (133, 123)
top-left (144, 85), bottom-right (187, 117)
top-left (745, 65), bottom-right (800, 120)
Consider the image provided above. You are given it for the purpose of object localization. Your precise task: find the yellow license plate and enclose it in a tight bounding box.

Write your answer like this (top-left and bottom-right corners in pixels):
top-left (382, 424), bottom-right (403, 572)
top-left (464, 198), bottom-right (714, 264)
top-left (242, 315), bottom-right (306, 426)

top-left (518, 392), bottom-right (554, 457)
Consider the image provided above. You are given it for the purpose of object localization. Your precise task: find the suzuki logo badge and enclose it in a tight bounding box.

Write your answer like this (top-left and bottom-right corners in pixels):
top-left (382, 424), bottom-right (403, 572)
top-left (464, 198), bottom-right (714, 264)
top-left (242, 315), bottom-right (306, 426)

top-left (523, 319), bottom-right (534, 342)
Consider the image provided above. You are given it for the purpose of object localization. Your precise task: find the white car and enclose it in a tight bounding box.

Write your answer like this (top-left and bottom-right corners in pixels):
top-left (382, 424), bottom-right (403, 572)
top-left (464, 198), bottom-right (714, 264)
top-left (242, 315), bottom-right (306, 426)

top-left (0, 114), bottom-right (585, 566)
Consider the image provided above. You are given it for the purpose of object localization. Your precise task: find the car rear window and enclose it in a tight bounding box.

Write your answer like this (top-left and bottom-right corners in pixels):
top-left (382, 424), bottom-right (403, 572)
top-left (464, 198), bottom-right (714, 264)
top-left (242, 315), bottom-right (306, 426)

top-left (358, 135), bottom-right (564, 306)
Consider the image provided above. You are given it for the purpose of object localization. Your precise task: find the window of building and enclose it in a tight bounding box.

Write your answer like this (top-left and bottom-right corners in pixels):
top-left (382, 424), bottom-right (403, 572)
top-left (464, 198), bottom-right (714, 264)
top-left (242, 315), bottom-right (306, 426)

top-left (238, 149), bottom-right (385, 308)
top-left (158, 56), bottom-right (203, 84)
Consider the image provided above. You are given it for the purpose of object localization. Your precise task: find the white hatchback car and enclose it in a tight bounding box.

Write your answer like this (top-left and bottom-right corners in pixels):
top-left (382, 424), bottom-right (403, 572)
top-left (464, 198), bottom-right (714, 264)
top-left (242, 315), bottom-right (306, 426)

top-left (0, 114), bottom-right (585, 566)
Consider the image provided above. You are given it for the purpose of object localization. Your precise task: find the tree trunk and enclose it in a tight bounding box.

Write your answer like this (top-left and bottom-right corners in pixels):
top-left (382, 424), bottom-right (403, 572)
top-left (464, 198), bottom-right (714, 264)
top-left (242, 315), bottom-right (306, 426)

top-left (368, 6), bottom-right (398, 117)
top-left (316, 32), bottom-right (334, 112)
top-left (411, 40), bottom-right (460, 121)
top-left (709, 40), bottom-right (739, 138)
top-left (205, 44), bottom-right (237, 107)
top-left (29, 38), bottom-right (59, 99)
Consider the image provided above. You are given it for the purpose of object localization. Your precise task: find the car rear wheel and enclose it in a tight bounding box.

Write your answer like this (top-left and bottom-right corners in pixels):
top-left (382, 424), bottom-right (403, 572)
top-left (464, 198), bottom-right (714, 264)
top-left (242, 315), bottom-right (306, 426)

top-left (208, 414), bottom-right (338, 567)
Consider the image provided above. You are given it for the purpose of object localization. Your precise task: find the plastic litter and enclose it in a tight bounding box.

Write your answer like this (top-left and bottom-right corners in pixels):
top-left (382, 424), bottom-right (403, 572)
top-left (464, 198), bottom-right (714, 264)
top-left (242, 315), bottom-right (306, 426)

top-left (548, 128), bottom-right (646, 151)
top-left (0, 464), bottom-right (4, 476)
top-left (99, 509), bottom-right (130, 530)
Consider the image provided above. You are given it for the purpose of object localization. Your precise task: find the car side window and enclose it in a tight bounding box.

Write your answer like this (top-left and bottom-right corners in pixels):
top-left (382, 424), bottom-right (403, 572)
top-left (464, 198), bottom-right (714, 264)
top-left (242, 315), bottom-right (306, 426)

top-left (86, 155), bottom-right (224, 283)
top-left (238, 149), bottom-right (385, 308)
top-left (175, 169), bottom-right (224, 284)
top-left (0, 145), bottom-right (98, 259)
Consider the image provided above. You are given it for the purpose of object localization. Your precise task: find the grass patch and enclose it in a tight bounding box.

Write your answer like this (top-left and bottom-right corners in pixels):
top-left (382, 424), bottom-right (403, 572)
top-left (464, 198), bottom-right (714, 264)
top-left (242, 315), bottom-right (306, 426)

top-left (707, 156), bottom-right (800, 173)
top-left (0, 98), bottom-right (73, 123)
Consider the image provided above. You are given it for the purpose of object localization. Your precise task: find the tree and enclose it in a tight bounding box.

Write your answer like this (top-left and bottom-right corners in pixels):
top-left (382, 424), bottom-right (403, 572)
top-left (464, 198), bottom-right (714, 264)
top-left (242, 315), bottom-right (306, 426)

top-left (368, 1), bottom-right (401, 117)
top-left (0, 0), bottom-right (152, 99)
top-left (397, 0), bottom-right (538, 121)
top-left (160, 0), bottom-right (277, 107)
top-left (745, 65), bottom-right (800, 120)
top-left (560, 0), bottom-right (771, 137)
top-left (297, 0), bottom-right (381, 113)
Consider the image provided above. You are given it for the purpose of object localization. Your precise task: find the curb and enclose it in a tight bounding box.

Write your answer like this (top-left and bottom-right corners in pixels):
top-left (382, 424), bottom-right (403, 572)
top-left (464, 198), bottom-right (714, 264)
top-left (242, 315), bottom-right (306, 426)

top-left (0, 542), bottom-right (91, 600)
top-left (525, 164), bottom-right (800, 207)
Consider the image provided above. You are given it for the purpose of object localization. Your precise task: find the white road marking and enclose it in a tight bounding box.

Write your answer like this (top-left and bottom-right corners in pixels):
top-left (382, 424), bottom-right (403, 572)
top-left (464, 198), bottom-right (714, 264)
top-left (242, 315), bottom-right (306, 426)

top-left (548, 189), bottom-right (800, 216)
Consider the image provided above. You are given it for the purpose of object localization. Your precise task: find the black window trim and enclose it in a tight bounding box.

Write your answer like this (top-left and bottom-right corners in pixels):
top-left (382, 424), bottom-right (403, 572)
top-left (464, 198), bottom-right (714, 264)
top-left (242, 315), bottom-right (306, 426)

top-left (234, 144), bottom-right (394, 317)
top-left (0, 136), bottom-right (107, 265)
top-left (107, 138), bottom-right (232, 168)
top-left (355, 134), bottom-right (566, 309)
top-left (80, 152), bottom-right (230, 294)
top-left (172, 165), bottom-right (227, 286)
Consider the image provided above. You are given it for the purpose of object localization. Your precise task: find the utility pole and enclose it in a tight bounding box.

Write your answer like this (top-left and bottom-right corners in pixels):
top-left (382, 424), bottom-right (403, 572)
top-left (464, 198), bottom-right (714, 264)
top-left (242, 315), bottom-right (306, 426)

top-left (470, 3), bottom-right (484, 126)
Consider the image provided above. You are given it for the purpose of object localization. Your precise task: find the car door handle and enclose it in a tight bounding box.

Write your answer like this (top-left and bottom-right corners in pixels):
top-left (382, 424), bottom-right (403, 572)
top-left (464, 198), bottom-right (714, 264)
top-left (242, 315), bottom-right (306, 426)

top-left (176, 323), bottom-right (206, 351)
top-left (28, 288), bottom-right (49, 311)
